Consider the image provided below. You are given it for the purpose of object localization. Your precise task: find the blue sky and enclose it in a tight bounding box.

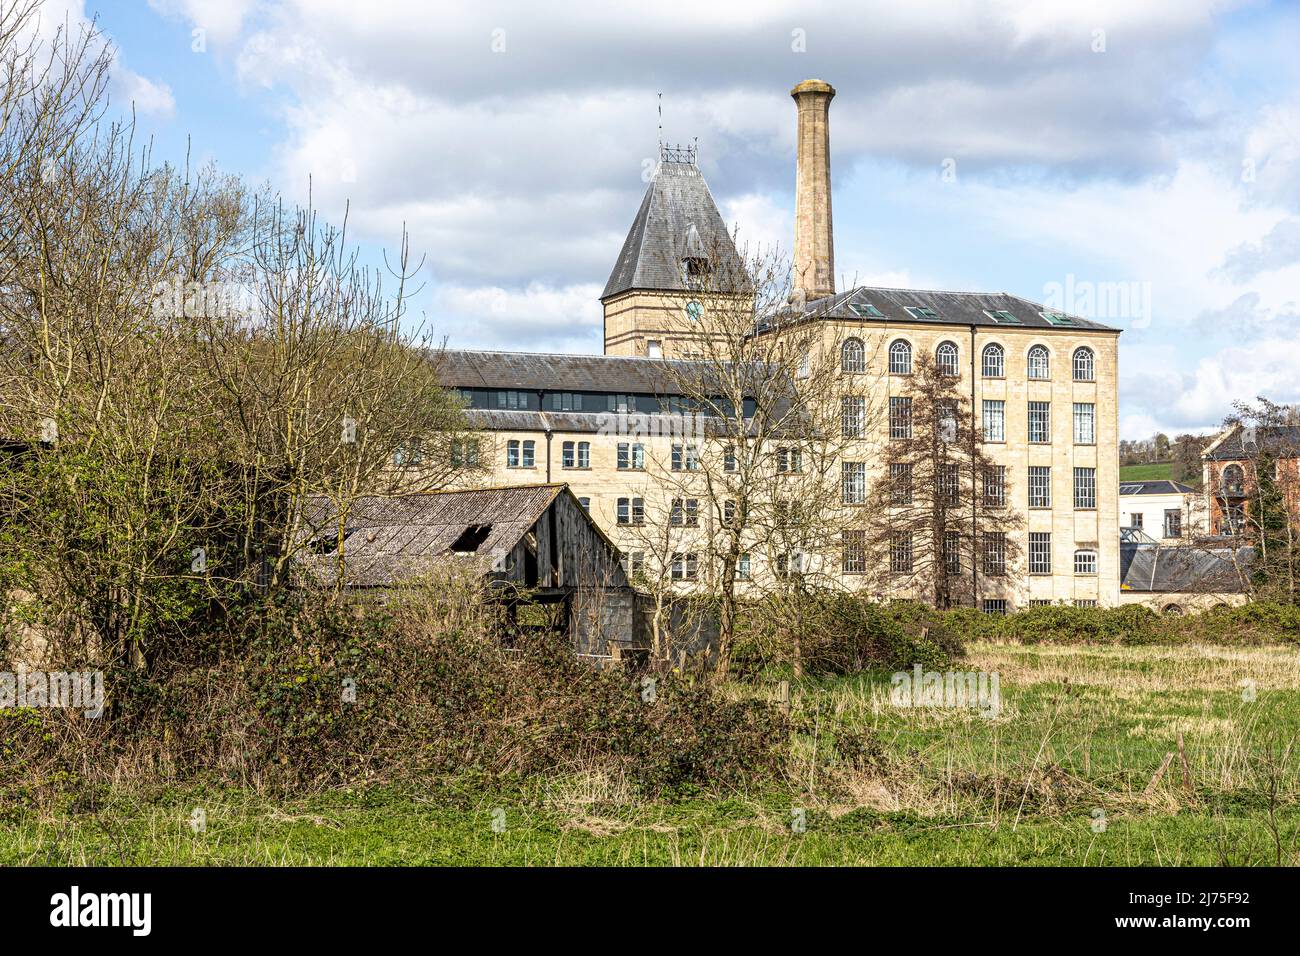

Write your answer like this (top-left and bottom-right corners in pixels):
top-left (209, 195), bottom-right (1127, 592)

top-left (41, 0), bottom-right (1300, 439)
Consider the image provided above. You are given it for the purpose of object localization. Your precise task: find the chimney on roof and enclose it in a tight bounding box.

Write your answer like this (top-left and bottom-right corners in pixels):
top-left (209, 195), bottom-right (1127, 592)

top-left (791, 79), bottom-right (835, 301)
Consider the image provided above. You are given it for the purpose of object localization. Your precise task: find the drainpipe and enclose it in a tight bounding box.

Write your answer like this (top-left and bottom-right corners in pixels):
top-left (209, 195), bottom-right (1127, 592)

top-left (539, 390), bottom-right (552, 483)
top-left (970, 323), bottom-right (979, 609)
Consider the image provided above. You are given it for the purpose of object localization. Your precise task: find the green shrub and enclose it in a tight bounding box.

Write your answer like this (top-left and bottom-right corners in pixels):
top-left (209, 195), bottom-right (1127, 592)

top-left (735, 593), bottom-right (964, 676)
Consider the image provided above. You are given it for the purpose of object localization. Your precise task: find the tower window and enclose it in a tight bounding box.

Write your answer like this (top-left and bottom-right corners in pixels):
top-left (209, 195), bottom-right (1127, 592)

top-left (681, 257), bottom-right (711, 283)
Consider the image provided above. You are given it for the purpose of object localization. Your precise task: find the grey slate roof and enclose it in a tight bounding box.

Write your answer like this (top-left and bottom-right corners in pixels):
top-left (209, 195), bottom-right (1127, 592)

top-left (601, 160), bottom-right (744, 300)
top-left (297, 485), bottom-right (571, 588)
top-left (1120, 543), bottom-right (1251, 594)
top-left (788, 286), bottom-right (1120, 332)
top-left (1119, 480), bottom-right (1194, 496)
top-left (1203, 425), bottom-right (1300, 461)
top-left (432, 348), bottom-right (693, 394)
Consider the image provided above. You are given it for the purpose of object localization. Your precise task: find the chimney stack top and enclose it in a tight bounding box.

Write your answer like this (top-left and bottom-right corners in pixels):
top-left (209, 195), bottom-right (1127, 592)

top-left (791, 79), bottom-right (835, 97)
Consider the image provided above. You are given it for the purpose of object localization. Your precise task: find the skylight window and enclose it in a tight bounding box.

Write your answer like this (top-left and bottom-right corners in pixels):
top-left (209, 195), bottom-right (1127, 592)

top-left (1041, 312), bottom-right (1077, 326)
top-left (985, 309), bottom-right (1022, 324)
top-left (1120, 484), bottom-right (1143, 495)
top-left (849, 302), bottom-right (884, 318)
top-left (904, 306), bottom-right (939, 320)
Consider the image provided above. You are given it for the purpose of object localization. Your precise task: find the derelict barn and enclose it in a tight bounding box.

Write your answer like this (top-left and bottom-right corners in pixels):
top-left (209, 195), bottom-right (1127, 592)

top-left (297, 484), bottom-right (641, 660)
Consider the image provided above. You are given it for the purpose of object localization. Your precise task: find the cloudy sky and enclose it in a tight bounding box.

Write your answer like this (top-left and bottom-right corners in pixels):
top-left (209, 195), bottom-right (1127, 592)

top-left (36, 0), bottom-right (1300, 439)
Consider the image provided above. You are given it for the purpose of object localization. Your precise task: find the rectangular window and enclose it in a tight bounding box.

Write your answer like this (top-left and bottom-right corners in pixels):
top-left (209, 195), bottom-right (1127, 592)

top-left (578, 497), bottom-right (590, 511)
top-left (890, 462), bottom-right (913, 505)
top-left (507, 440), bottom-right (534, 468)
top-left (722, 500), bottom-right (737, 527)
top-left (1028, 599), bottom-right (1052, 607)
top-left (841, 396), bottom-right (866, 438)
top-left (550, 392), bottom-right (583, 411)
top-left (777, 447), bottom-right (803, 473)
top-left (937, 401), bottom-right (958, 443)
top-left (617, 442), bottom-right (645, 470)
top-left (983, 466), bottom-right (1006, 508)
top-left (1028, 401), bottom-right (1051, 443)
top-left (890, 397), bottom-right (913, 439)
top-left (608, 394), bottom-right (634, 413)
top-left (842, 462), bottom-right (867, 505)
top-left (625, 551), bottom-right (644, 579)
top-left (670, 498), bottom-right (699, 527)
top-left (646, 340), bottom-right (662, 359)
top-left (1074, 599), bottom-right (1098, 608)
top-left (939, 464), bottom-right (961, 508)
top-left (1130, 512), bottom-right (1144, 530)
top-left (1073, 467), bottom-right (1096, 509)
top-left (1029, 532), bottom-right (1051, 574)
top-left (983, 532), bottom-right (1007, 576)
top-left (671, 444), bottom-right (700, 472)
top-left (982, 599), bottom-right (1008, 616)
top-left (943, 531), bottom-right (961, 575)
top-left (1073, 403), bottom-right (1095, 444)
top-left (1164, 509), bottom-right (1182, 538)
top-left (1074, 549), bottom-right (1098, 575)
top-left (450, 439), bottom-right (479, 467)
top-left (1028, 466), bottom-right (1051, 508)
top-left (890, 532), bottom-right (914, 574)
top-left (616, 497), bottom-right (644, 526)
top-left (671, 552), bottom-right (698, 581)
top-left (561, 441), bottom-right (575, 469)
top-left (776, 552), bottom-right (804, 579)
top-left (735, 553), bottom-right (751, 580)
top-left (496, 390), bottom-right (528, 410)
top-left (842, 531), bottom-right (866, 574)
top-left (982, 400), bottom-right (1005, 442)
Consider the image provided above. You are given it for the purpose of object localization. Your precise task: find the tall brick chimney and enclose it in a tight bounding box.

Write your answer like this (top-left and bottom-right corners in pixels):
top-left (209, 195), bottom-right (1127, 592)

top-left (791, 79), bottom-right (835, 302)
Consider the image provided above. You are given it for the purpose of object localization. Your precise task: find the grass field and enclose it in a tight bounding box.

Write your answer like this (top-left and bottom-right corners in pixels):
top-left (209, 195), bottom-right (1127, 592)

top-left (1119, 462), bottom-right (1175, 481)
top-left (4, 640), bottom-right (1298, 866)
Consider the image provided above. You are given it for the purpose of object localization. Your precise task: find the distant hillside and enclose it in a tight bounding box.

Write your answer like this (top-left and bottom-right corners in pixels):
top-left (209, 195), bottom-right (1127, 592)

top-left (1120, 462), bottom-right (1173, 482)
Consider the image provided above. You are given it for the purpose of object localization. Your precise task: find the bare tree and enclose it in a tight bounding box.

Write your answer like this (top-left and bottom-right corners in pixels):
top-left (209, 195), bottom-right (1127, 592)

top-left (858, 353), bottom-right (1023, 607)
top-left (634, 239), bottom-right (874, 678)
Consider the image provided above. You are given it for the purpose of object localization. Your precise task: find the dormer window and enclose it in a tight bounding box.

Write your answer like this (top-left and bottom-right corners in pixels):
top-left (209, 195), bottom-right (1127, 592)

top-left (904, 306), bottom-right (940, 320)
top-left (681, 256), bottom-right (711, 284)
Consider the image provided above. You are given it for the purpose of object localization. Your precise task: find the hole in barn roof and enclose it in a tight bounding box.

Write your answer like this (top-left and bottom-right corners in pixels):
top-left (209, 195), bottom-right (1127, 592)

top-left (450, 524), bottom-right (493, 553)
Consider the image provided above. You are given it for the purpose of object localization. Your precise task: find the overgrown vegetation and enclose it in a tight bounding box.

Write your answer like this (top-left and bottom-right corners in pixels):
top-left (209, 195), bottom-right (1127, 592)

top-left (2, 572), bottom-right (788, 812)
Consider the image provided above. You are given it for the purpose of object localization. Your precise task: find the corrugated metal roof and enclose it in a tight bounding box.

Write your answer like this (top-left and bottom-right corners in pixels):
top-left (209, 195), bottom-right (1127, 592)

top-left (601, 160), bottom-right (745, 300)
top-left (790, 286), bottom-right (1120, 332)
top-left (1119, 543), bottom-right (1252, 593)
top-left (297, 485), bottom-right (565, 587)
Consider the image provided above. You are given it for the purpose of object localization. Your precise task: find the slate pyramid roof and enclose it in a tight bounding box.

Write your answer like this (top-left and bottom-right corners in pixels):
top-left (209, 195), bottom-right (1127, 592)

top-left (601, 159), bottom-right (743, 300)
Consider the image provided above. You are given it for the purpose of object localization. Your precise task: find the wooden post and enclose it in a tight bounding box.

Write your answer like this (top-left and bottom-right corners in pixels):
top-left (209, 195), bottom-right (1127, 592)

top-left (777, 679), bottom-right (791, 714)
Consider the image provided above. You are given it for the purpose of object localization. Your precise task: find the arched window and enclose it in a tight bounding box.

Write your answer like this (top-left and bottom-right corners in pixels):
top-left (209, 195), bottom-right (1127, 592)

top-left (1161, 604), bottom-right (1184, 616)
top-left (1072, 346), bottom-right (1094, 381)
top-left (981, 343), bottom-right (1004, 378)
top-left (1027, 344), bottom-right (1050, 380)
top-left (936, 341), bottom-right (959, 376)
top-left (888, 339), bottom-right (912, 375)
top-left (1221, 464), bottom-right (1245, 496)
top-left (841, 337), bottom-right (865, 373)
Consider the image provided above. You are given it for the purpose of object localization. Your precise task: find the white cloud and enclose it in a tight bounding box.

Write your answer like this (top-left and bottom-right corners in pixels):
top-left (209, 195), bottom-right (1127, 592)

top-left (146, 0), bottom-right (257, 46)
top-left (430, 282), bottom-right (604, 352)
top-left (111, 69), bottom-right (176, 118)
